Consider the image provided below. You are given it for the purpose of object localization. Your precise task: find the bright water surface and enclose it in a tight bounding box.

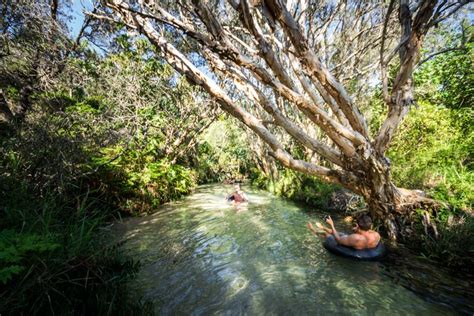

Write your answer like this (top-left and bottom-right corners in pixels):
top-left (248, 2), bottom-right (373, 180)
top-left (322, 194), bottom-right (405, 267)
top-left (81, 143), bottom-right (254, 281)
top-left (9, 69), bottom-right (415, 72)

top-left (112, 184), bottom-right (474, 315)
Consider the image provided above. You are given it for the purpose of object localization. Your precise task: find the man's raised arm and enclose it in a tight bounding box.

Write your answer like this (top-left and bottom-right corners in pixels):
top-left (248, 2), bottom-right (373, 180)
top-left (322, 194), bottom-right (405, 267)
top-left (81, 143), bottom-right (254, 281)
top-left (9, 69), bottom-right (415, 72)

top-left (326, 216), bottom-right (364, 248)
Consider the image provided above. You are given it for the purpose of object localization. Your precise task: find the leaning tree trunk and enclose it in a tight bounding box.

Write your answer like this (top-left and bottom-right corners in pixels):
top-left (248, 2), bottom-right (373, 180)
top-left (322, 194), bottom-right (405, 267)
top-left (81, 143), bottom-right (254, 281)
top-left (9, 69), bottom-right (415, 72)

top-left (355, 159), bottom-right (405, 241)
top-left (344, 151), bottom-right (440, 241)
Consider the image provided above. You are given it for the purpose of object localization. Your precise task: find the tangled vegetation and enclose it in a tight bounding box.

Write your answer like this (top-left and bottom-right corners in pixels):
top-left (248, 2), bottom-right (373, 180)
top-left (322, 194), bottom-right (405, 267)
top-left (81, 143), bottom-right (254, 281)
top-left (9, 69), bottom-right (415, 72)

top-left (0, 3), bottom-right (223, 314)
top-left (0, 0), bottom-right (472, 314)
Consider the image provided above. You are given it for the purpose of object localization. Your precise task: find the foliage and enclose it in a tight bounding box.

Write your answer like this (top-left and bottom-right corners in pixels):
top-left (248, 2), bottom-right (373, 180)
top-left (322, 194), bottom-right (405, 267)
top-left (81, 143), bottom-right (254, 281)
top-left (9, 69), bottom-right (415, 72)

top-left (0, 42), bottom-right (202, 310)
top-left (196, 118), bottom-right (254, 183)
top-left (0, 177), bottom-right (148, 315)
top-left (69, 36), bottom-right (219, 166)
top-left (386, 69), bottom-right (472, 210)
top-left (0, 24), bottom-right (202, 315)
top-left (387, 101), bottom-right (471, 202)
top-left (416, 26), bottom-right (473, 111)
top-left (408, 209), bottom-right (474, 271)
top-left (249, 167), bottom-right (270, 189)
top-left (0, 230), bottom-right (59, 284)
top-left (91, 144), bottom-right (197, 213)
top-left (251, 168), bottom-right (340, 209)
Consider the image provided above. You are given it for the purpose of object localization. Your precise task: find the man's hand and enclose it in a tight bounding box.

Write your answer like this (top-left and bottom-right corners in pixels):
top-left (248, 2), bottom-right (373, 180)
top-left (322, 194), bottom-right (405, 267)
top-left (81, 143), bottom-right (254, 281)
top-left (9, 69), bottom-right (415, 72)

top-left (326, 215), bottom-right (340, 241)
top-left (326, 215), bottom-right (334, 227)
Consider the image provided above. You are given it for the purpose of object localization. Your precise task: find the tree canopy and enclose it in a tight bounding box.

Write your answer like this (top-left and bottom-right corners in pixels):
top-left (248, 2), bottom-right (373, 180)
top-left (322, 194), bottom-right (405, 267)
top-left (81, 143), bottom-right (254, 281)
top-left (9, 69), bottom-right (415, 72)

top-left (93, 0), bottom-right (471, 238)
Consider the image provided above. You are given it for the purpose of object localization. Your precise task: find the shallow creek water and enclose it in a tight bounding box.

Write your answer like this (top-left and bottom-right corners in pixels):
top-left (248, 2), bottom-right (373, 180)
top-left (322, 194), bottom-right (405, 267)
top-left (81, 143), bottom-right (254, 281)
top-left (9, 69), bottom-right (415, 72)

top-left (112, 184), bottom-right (474, 315)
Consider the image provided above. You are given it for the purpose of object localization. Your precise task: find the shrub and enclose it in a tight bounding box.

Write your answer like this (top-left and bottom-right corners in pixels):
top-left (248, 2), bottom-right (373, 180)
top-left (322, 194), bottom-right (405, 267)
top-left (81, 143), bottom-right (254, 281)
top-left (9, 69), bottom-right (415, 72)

top-left (252, 168), bottom-right (340, 209)
top-left (90, 145), bottom-right (197, 213)
top-left (0, 181), bottom-right (145, 315)
top-left (196, 119), bottom-right (253, 183)
top-left (409, 208), bottom-right (474, 272)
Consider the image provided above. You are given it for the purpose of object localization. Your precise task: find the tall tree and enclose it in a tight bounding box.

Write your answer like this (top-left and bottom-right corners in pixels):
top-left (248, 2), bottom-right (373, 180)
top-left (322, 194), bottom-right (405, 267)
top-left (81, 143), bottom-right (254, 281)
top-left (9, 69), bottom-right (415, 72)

top-left (98, 0), bottom-right (470, 239)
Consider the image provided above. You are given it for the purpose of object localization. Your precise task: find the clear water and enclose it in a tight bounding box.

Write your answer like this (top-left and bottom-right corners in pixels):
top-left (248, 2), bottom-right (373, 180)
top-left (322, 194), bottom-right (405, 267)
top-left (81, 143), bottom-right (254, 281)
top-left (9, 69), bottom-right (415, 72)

top-left (112, 184), bottom-right (473, 315)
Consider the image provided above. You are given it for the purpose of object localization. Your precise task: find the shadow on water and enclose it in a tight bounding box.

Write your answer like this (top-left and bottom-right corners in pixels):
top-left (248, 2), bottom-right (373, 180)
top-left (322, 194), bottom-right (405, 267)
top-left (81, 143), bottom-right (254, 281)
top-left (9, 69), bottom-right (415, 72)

top-left (112, 184), bottom-right (474, 315)
top-left (381, 249), bottom-right (474, 315)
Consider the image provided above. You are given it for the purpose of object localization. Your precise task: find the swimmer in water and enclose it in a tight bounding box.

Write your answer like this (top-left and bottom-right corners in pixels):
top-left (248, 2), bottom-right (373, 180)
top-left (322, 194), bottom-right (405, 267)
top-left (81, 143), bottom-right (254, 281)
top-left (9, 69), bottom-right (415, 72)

top-left (226, 184), bottom-right (248, 203)
top-left (307, 214), bottom-right (380, 250)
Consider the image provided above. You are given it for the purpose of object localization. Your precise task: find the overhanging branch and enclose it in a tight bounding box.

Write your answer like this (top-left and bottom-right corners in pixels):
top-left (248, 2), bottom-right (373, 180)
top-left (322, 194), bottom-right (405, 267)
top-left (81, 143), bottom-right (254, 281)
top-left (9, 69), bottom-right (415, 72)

top-left (105, 0), bottom-right (354, 184)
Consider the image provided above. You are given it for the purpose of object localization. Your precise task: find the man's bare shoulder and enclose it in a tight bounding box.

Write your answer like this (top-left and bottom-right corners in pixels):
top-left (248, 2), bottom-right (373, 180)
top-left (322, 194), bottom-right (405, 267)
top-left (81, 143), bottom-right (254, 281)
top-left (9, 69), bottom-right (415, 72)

top-left (345, 233), bottom-right (367, 248)
top-left (368, 230), bottom-right (381, 239)
top-left (347, 233), bottom-right (366, 240)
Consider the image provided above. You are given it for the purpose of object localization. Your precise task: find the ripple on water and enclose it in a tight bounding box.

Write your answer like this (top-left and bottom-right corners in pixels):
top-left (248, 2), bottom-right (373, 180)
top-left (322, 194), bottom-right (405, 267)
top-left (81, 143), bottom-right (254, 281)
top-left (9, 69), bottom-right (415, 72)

top-left (113, 184), bottom-right (471, 315)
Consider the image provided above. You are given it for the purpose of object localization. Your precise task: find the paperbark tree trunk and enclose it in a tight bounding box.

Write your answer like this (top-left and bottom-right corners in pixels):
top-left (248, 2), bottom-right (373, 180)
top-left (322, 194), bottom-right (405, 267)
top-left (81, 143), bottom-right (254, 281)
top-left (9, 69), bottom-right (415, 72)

top-left (337, 151), bottom-right (439, 240)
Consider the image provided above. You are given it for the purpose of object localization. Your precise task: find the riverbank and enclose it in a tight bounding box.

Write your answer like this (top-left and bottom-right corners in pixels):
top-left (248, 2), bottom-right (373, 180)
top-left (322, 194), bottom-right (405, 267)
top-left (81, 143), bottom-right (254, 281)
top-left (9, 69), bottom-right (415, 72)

top-left (0, 179), bottom-right (145, 314)
top-left (0, 150), bottom-right (195, 314)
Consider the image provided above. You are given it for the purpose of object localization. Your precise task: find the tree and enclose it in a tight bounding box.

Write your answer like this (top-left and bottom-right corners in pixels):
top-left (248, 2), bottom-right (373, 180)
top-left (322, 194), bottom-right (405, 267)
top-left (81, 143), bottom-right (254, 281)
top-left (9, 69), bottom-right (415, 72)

top-left (0, 0), bottom-right (97, 125)
top-left (97, 0), bottom-right (470, 239)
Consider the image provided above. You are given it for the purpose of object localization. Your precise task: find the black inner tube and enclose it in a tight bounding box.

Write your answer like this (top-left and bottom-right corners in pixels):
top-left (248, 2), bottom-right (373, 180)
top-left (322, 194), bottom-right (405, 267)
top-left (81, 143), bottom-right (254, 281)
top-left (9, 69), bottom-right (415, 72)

top-left (323, 235), bottom-right (386, 261)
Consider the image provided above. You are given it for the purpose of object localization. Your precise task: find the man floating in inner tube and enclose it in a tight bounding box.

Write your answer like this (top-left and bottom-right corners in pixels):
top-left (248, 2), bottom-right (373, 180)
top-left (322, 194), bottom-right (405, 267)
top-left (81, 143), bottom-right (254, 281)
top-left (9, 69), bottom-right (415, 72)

top-left (307, 215), bottom-right (380, 250)
top-left (226, 184), bottom-right (248, 203)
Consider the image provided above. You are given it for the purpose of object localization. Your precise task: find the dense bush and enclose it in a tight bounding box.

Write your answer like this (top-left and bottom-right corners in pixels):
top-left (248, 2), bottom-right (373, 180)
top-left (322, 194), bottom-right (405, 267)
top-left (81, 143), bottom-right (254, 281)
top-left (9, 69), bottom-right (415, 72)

top-left (196, 118), bottom-right (254, 183)
top-left (251, 168), bottom-right (340, 209)
top-left (0, 177), bottom-right (146, 315)
top-left (0, 42), bottom-right (200, 314)
top-left (0, 106), bottom-right (153, 313)
top-left (91, 145), bottom-right (197, 214)
top-left (0, 105), bottom-right (194, 314)
top-left (385, 101), bottom-right (473, 210)
top-left (408, 208), bottom-right (474, 272)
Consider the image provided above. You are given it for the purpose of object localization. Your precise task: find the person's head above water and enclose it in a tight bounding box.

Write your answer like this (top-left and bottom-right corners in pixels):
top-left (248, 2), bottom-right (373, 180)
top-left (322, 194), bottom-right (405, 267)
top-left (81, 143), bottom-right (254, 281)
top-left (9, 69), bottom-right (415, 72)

top-left (356, 214), bottom-right (372, 231)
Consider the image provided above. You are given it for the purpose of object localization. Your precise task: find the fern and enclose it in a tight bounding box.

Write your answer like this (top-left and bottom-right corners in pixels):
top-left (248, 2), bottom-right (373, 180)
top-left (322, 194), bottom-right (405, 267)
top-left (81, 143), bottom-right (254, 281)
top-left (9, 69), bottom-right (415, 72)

top-left (0, 230), bottom-right (59, 285)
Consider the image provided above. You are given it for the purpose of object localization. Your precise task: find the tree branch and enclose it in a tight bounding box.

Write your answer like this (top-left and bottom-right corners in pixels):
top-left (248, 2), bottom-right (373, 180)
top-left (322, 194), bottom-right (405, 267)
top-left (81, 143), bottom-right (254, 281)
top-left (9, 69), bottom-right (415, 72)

top-left (375, 0), bottom-right (438, 154)
top-left (105, 0), bottom-right (356, 185)
top-left (203, 48), bottom-right (345, 166)
top-left (380, 0), bottom-right (396, 103)
top-left (264, 0), bottom-right (370, 140)
top-left (430, 0), bottom-right (470, 26)
top-left (417, 46), bottom-right (465, 68)
top-left (144, 0), bottom-right (363, 156)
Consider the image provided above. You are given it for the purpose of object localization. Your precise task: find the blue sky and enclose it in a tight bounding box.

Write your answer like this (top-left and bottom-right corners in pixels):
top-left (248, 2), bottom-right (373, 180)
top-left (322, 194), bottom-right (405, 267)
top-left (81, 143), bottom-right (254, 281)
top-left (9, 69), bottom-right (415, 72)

top-left (69, 0), bottom-right (94, 37)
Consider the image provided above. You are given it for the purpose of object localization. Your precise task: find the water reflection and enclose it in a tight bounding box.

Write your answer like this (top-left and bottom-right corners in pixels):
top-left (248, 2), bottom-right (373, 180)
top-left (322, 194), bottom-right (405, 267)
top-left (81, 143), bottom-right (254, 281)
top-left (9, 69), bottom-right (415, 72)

top-left (113, 184), bottom-right (472, 315)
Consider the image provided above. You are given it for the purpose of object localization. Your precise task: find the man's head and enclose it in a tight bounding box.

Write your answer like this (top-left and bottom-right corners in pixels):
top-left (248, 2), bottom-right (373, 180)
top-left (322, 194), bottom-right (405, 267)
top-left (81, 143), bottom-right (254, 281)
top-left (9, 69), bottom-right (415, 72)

top-left (356, 215), bottom-right (372, 231)
top-left (234, 184), bottom-right (241, 191)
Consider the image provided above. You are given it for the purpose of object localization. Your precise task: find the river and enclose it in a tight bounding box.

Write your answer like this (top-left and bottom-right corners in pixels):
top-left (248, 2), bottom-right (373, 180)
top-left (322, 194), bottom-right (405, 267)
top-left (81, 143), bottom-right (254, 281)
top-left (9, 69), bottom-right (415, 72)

top-left (112, 184), bottom-right (474, 315)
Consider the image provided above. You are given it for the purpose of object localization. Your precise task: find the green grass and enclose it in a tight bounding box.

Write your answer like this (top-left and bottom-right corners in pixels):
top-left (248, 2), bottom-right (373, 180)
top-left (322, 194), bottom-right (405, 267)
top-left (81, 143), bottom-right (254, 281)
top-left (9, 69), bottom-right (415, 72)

top-left (0, 181), bottom-right (150, 315)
